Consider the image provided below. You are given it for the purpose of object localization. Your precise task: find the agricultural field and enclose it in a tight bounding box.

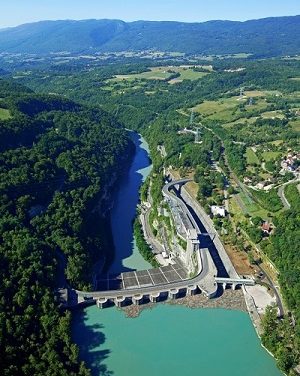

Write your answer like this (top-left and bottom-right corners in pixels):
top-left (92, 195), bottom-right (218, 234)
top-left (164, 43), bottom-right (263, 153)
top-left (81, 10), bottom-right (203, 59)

top-left (230, 192), bottom-right (270, 222)
top-left (109, 65), bottom-right (210, 84)
top-left (193, 94), bottom-right (268, 122)
top-left (290, 118), bottom-right (300, 131)
top-left (0, 108), bottom-right (11, 120)
top-left (262, 151), bottom-right (282, 162)
top-left (261, 110), bottom-right (285, 119)
top-left (193, 97), bottom-right (239, 121)
top-left (224, 116), bottom-right (258, 128)
top-left (246, 147), bottom-right (260, 165)
top-left (112, 68), bottom-right (172, 81)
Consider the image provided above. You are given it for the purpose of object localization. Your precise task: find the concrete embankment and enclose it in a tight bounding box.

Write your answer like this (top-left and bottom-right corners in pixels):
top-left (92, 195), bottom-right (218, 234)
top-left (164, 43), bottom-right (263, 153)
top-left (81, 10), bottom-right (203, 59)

top-left (242, 286), bottom-right (263, 337)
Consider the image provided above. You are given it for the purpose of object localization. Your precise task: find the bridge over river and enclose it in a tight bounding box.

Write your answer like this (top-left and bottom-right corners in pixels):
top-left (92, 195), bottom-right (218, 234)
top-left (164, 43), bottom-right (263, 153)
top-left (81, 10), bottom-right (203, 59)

top-left (64, 179), bottom-right (254, 309)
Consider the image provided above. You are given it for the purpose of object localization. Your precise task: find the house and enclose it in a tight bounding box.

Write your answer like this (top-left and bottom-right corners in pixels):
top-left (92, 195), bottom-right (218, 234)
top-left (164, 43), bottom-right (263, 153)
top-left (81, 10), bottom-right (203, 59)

top-left (263, 184), bottom-right (274, 191)
top-left (255, 182), bottom-right (266, 190)
top-left (243, 177), bottom-right (252, 184)
top-left (211, 205), bottom-right (226, 217)
top-left (261, 221), bottom-right (272, 235)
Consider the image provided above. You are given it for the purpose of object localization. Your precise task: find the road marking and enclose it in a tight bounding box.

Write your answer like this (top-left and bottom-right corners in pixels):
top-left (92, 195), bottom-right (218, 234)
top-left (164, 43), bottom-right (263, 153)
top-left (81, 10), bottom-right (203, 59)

top-left (134, 271), bottom-right (140, 288)
top-left (171, 264), bottom-right (184, 280)
top-left (147, 270), bottom-right (155, 286)
top-left (160, 267), bottom-right (170, 283)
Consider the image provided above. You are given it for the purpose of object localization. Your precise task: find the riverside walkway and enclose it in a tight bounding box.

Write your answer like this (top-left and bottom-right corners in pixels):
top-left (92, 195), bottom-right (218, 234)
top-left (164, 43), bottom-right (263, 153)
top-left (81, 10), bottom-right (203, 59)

top-left (67, 179), bottom-right (254, 308)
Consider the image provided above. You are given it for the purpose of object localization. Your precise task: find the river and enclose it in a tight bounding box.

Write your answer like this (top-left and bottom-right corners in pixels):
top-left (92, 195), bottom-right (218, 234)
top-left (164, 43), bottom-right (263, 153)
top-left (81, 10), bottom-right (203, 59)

top-left (72, 133), bottom-right (282, 376)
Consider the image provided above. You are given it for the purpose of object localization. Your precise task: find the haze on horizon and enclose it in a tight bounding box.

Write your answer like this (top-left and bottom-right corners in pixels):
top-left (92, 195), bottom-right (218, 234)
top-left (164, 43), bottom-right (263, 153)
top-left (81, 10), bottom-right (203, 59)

top-left (0, 0), bottom-right (299, 29)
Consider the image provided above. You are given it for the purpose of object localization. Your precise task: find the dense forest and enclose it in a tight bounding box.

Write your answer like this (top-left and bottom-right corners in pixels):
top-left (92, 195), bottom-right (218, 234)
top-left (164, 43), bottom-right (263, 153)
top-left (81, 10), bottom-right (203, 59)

top-left (0, 79), bottom-right (134, 374)
top-left (0, 16), bottom-right (299, 57)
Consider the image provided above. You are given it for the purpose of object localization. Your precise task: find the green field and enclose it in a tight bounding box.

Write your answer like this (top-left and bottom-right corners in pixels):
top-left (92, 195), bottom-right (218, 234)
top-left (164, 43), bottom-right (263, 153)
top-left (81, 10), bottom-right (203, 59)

top-left (261, 110), bottom-right (285, 119)
top-left (224, 116), bottom-right (258, 128)
top-left (193, 97), bottom-right (239, 121)
top-left (244, 90), bottom-right (282, 97)
top-left (193, 94), bottom-right (269, 123)
top-left (112, 69), bottom-right (171, 81)
top-left (238, 192), bottom-right (269, 218)
top-left (262, 151), bottom-right (282, 161)
top-left (169, 69), bottom-right (208, 83)
top-left (290, 119), bottom-right (300, 131)
top-left (246, 147), bottom-right (260, 165)
top-left (110, 66), bottom-right (209, 84)
top-left (230, 191), bottom-right (269, 221)
top-left (0, 108), bottom-right (11, 120)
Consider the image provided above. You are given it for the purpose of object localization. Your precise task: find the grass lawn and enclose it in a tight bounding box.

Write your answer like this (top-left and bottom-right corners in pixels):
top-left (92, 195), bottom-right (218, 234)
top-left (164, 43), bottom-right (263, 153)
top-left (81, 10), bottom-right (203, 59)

top-left (259, 172), bottom-right (271, 180)
top-left (224, 116), bottom-right (258, 128)
top-left (110, 66), bottom-right (210, 83)
top-left (246, 147), bottom-right (260, 165)
top-left (262, 151), bottom-right (282, 161)
top-left (193, 97), bottom-right (239, 121)
top-left (239, 192), bottom-right (270, 218)
top-left (230, 193), bottom-right (269, 222)
top-left (229, 196), bottom-right (246, 220)
top-left (261, 111), bottom-right (285, 119)
top-left (270, 140), bottom-right (284, 146)
top-left (169, 69), bottom-right (208, 83)
top-left (194, 95), bottom-right (268, 123)
top-left (290, 119), bottom-right (300, 132)
top-left (0, 108), bottom-right (11, 120)
top-left (244, 90), bottom-right (282, 97)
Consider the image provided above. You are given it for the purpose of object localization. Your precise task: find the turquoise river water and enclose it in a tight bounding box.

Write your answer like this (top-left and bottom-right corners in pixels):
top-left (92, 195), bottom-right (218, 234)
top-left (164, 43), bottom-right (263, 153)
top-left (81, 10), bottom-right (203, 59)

top-left (72, 133), bottom-right (282, 376)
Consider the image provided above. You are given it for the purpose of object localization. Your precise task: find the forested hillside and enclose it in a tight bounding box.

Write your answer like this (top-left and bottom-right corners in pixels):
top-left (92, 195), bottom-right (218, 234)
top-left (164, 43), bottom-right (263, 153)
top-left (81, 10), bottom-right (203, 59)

top-left (19, 55), bottom-right (300, 373)
top-left (0, 16), bottom-right (299, 57)
top-left (0, 79), bottom-right (134, 374)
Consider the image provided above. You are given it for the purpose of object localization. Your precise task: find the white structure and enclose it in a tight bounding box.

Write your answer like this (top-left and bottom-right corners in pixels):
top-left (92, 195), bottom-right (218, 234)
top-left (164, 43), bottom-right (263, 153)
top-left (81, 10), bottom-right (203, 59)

top-left (211, 205), bottom-right (226, 217)
top-left (184, 229), bottom-right (200, 273)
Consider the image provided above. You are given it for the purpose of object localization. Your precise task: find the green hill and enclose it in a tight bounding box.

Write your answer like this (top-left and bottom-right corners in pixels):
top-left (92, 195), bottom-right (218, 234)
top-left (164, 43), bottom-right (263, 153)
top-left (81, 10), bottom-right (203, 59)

top-left (0, 16), bottom-right (299, 57)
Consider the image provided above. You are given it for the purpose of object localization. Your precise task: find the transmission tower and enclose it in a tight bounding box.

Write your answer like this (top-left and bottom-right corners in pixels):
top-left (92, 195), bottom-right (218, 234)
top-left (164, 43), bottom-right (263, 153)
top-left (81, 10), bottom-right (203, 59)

top-left (240, 87), bottom-right (245, 98)
top-left (248, 97), bottom-right (253, 106)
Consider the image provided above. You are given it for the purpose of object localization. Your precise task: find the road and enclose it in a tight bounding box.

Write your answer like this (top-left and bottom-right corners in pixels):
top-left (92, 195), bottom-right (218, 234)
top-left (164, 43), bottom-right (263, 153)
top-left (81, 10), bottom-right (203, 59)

top-left (278, 184), bottom-right (291, 209)
top-left (256, 263), bottom-right (284, 317)
top-left (277, 178), bottom-right (299, 210)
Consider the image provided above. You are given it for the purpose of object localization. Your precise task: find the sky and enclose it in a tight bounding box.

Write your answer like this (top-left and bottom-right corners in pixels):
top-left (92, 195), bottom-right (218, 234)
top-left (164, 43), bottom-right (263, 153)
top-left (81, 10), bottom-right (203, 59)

top-left (0, 0), bottom-right (299, 28)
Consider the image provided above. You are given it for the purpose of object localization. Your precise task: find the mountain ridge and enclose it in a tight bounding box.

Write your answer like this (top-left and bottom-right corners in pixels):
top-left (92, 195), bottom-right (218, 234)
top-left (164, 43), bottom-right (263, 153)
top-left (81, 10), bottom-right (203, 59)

top-left (0, 16), bottom-right (299, 57)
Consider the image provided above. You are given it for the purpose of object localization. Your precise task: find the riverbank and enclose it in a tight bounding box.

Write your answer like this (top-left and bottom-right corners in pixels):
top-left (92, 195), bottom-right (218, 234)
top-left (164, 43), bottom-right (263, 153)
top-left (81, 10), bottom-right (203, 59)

top-left (72, 132), bottom-right (283, 376)
top-left (120, 289), bottom-right (247, 318)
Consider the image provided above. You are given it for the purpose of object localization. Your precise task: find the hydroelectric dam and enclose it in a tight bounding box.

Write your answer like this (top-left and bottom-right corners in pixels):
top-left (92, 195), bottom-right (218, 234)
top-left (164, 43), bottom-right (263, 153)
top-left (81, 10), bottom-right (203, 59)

top-left (62, 178), bottom-right (254, 309)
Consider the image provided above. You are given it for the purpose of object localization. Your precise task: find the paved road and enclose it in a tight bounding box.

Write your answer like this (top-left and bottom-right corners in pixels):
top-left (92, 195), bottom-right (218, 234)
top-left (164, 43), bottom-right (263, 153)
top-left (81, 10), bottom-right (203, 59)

top-left (256, 263), bottom-right (284, 317)
top-left (277, 178), bottom-right (300, 210)
top-left (278, 184), bottom-right (291, 209)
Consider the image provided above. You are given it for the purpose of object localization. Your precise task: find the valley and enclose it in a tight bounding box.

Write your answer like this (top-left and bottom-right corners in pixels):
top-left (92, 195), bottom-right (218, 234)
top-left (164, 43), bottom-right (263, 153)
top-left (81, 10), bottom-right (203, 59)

top-left (0, 13), bottom-right (299, 376)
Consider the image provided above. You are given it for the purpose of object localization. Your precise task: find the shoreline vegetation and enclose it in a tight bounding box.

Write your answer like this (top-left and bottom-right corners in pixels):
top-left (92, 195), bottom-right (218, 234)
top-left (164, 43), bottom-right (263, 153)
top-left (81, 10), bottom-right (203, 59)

top-left (133, 217), bottom-right (159, 267)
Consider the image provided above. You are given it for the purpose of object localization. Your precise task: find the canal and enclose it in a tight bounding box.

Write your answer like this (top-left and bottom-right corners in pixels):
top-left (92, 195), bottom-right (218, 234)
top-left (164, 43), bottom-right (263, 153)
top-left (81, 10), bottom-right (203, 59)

top-left (72, 133), bottom-right (282, 376)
